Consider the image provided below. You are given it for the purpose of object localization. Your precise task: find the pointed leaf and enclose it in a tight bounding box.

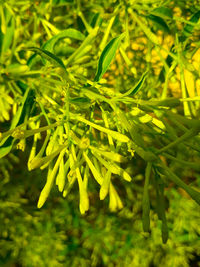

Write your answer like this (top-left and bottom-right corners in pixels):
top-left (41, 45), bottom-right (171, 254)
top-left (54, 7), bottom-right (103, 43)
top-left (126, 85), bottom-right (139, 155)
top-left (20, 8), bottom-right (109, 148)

top-left (150, 7), bottom-right (173, 20)
top-left (26, 47), bottom-right (66, 69)
top-left (1, 9), bottom-right (15, 53)
top-left (42, 28), bottom-right (85, 52)
top-left (109, 183), bottom-right (118, 212)
top-left (90, 146), bottom-right (127, 163)
top-left (37, 147), bottom-right (67, 208)
top-left (147, 15), bottom-right (170, 33)
top-left (0, 84), bottom-right (31, 152)
top-left (93, 152), bottom-right (132, 182)
top-left (100, 170), bottom-right (111, 200)
top-left (75, 115), bottom-right (130, 143)
top-left (121, 70), bottom-right (148, 97)
top-left (0, 137), bottom-right (14, 159)
top-left (94, 33), bottom-right (125, 82)
top-left (83, 152), bottom-right (103, 185)
top-left (181, 10), bottom-right (200, 39)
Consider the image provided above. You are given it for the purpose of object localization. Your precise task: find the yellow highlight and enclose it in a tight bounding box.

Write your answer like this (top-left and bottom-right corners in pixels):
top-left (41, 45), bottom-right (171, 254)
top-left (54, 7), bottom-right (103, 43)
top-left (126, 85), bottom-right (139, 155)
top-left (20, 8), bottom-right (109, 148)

top-left (184, 69), bottom-right (195, 98)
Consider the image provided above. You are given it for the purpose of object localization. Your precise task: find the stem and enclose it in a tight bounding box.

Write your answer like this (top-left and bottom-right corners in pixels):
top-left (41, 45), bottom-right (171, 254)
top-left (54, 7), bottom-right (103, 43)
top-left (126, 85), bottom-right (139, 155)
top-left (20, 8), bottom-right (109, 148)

top-left (158, 162), bottom-right (200, 206)
top-left (162, 152), bottom-right (200, 171)
top-left (157, 125), bottom-right (200, 154)
top-left (99, 15), bottom-right (116, 52)
top-left (142, 162), bottom-right (152, 232)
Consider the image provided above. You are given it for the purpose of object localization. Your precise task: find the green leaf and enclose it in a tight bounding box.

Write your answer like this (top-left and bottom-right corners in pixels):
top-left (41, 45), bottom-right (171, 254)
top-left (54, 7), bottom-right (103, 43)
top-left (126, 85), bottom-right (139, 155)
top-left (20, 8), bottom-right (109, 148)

top-left (5, 64), bottom-right (29, 74)
top-left (94, 33), bottom-right (125, 82)
top-left (0, 137), bottom-right (14, 159)
top-left (37, 147), bottom-right (67, 208)
top-left (150, 6), bottom-right (173, 20)
top-left (147, 15), bottom-right (170, 33)
top-left (0, 5), bottom-right (6, 34)
top-left (159, 163), bottom-right (200, 206)
top-left (120, 70), bottom-right (148, 97)
top-left (130, 11), bottom-right (159, 45)
top-left (181, 10), bottom-right (200, 40)
top-left (75, 115), bottom-right (130, 143)
top-left (42, 28), bottom-right (85, 52)
top-left (1, 86), bottom-right (34, 159)
top-left (83, 152), bottom-right (103, 185)
top-left (1, 8), bottom-right (14, 53)
top-left (69, 97), bottom-right (91, 104)
top-left (54, 45), bottom-right (76, 56)
top-left (28, 144), bottom-right (65, 171)
top-left (0, 84), bottom-right (31, 148)
top-left (65, 26), bottom-right (99, 66)
top-left (142, 163), bottom-right (152, 232)
top-left (92, 152), bottom-right (131, 182)
top-left (156, 176), bottom-right (169, 244)
top-left (27, 29), bottom-right (84, 67)
top-left (159, 11), bottom-right (200, 82)
top-left (91, 13), bottom-right (103, 28)
top-left (100, 170), bottom-right (111, 200)
top-left (90, 146), bottom-right (127, 163)
top-left (26, 47), bottom-right (66, 69)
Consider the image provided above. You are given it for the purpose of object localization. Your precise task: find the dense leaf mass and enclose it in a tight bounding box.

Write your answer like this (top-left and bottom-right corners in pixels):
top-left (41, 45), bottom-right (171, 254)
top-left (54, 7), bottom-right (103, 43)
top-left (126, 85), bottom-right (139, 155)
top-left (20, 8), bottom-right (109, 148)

top-left (0, 0), bottom-right (200, 265)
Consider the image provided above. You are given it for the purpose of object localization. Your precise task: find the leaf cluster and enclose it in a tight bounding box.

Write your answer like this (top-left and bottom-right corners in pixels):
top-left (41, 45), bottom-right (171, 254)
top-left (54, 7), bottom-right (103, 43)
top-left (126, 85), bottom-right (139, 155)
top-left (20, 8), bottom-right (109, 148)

top-left (0, 0), bottom-right (200, 245)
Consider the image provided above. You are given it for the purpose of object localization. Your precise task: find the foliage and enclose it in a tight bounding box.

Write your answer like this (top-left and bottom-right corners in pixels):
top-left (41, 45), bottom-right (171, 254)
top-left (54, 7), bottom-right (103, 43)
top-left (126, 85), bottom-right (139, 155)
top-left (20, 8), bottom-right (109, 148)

top-left (0, 159), bottom-right (200, 267)
top-left (0, 0), bottom-right (200, 259)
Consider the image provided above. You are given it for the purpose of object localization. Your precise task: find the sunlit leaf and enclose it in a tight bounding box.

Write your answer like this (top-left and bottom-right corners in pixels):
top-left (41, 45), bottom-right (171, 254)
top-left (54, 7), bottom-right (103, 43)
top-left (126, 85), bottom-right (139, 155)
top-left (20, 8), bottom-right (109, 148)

top-left (181, 10), bottom-right (200, 39)
top-left (120, 70), bottom-right (148, 97)
top-left (26, 47), bottom-right (66, 69)
top-left (147, 15), bottom-right (170, 33)
top-left (150, 7), bottom-right (173, 20)
top-left (94, 33), bottom-right (125, 82)
top-left (42, 28), bottom-right (85, 52)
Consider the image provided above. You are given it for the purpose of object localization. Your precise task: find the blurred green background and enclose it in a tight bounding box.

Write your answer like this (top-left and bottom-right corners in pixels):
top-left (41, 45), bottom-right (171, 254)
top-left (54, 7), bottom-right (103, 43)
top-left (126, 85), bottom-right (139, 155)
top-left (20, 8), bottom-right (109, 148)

top-left (0, 150), bottom-right (200, 266)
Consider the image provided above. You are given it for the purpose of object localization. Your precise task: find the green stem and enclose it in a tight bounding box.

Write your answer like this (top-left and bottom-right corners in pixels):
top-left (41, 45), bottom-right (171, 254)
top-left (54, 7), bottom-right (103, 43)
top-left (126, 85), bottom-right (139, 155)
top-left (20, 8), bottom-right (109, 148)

top-left (158, 162), bottom-right (200, 206)
top-left (142, 162), bottom-right (152, 232)
top-left (162, 152), bottom-right (200, 171)
top-left (99, 15), bottom-right (116, 52)
top-left (157, 125), bottom-right (200, 154)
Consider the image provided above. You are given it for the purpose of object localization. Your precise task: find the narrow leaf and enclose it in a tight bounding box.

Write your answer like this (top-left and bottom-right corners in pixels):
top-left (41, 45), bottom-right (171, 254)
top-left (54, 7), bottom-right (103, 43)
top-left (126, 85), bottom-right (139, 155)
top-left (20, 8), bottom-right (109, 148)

top-left (120, 70), bottom-right (148, 97)
top-left (42, 28), bottom-right (85, 52)
top-left (109, 183), bottom-right (118, 212)
top-left (142, 163), bottom-right (152, 232)
top-left (1, 9), bottom-right (15, 53)
top-left (100, 170), bottom-right (111, 200)
top-left (37, 147), bottom-right (67, 208)
top-left (150, 7), bottom-right (173, 19)
top-left (159, 163), bottom-right (200, 206)
top-left (26, 47), bottom-right (66, 69)
top-left (147, 15), bottom-right (170, 33)
top-left (83, 152), bottom-right (103, 185)
top-left (159, 10), bottom-right (200, 81)
top-left (0, 137), bottom-right (14, 159)
top-left (181, 10), bottom-right (200, 39)
top-left (93, 152), bottom-right (131, 182)
top-left (90, 146), bottom-right (127, 163)
top-left (154, 173), bottom-right (169, 244)
top-left (71, 145), bottom-right (89, 214)
top-left (75, 115), bottom-right (130, 143)
top-left (57, 157), bottom-right (66, 192)
top-left (131, 11), bottom-right (159, 45)
top-left (0, 84), bottom-right (31, 156)
top-left (94, 33), bottom-right (125, 82)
